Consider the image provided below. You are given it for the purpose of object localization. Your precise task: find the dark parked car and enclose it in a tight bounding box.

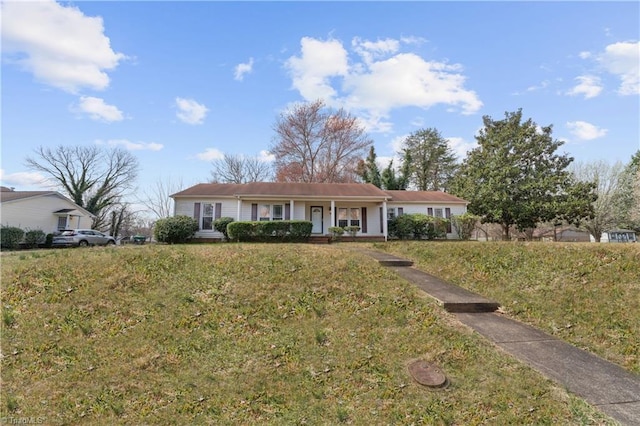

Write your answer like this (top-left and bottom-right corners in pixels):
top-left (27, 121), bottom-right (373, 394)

top-left (52, 229), bottom-right (116, 247)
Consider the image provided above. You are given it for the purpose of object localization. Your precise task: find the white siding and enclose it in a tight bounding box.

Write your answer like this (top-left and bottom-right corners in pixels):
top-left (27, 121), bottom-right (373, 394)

top-left (1, 195), bottom-right (93, 233)
top-left (173, 196), bottom-right (467, 239)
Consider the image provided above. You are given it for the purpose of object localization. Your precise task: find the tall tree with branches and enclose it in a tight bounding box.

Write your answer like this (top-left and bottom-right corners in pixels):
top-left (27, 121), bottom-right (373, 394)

top-left (356, 146), bottom-right (382, 187)
top-left (271, 100), bottom-right (372, 183)
top-left (451, 109), bottom-right (595, 240)
top-left (139, 176), bottom-right (185, 219)
top-left (401, 128), bottom-right (458, 191)
top-left (210, 153), bottom-right (272, 184)
top-left (25, 145), bottom-right (139, 228)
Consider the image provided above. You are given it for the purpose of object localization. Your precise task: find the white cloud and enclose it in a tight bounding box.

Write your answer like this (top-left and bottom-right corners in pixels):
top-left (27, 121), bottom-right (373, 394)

top-left (578, 51), bottom-right (592, 59)
top-left (285, 37), bottom-right (349, 102)
top-left (352, 37), bottom-right (400, 64)
top-left (530, 80), bottom-right (549, 91)
top-left (258, 150), bottom-right (275, 163)
top-left (96, 139), bottom-right (163, 151)
top-left (598, 41), bottom-right (640, 95)
top-left (566, 75), bottom-right (603, 99)
top-left (0, 170), bottom-right (54, 189)
top-left (1, 0), bottom-right (125, 93)
top-left (285, 36), bottom-right (482, 133)
top-left (234, 57), bottom-right (254, 81)
top-left (175, 97), bottom-right (208, 125)
top-left (195, 148), bottom-right (224, 161)
top-left (72, 96), bottom-right (124, 122)
top-left (566, 121), bottom-right (608, 141)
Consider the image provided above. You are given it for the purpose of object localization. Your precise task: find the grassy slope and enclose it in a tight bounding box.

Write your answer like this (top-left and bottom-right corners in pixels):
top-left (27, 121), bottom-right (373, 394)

top-left (2, 244), bottom-right (614, 424)
top-left (373, 241), bottom-right (640, 374)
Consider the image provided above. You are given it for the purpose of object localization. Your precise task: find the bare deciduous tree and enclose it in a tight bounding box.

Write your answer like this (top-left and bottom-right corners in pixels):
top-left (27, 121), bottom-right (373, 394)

top-left (210, 154), bottom-right (272, 184)
top-left (25, 145), bottom-right (139, 228)
top-left (271, 99), bottom-right (372, 183)
top-left (571, 160), bottom-right (625, 242)
top-left (139, 176), bottom-right (184, 219)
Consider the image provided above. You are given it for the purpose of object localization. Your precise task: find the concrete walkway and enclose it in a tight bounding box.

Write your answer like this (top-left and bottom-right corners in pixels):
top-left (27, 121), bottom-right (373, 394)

top-left (359, 249), bottom-right (640, 425)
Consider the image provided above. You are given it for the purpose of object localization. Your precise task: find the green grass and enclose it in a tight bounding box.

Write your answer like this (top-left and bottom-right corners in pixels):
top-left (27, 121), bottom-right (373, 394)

top-left (1, 244), bottom-right (615, 424)
top-left (372, 241), bottom-right (640, 374)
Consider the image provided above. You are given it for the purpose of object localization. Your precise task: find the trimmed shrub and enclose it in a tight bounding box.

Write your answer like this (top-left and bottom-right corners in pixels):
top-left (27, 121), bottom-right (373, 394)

top-left (289, 221), bottom-right (313, 241)
top-left (213, 217), bottom-right (234, 241)
top-left (24, 229), bottom-right (46, 249)
top-left (227, 220), bottom-right (313, 242)
top-left (227, 221), bottom-right (257, 242)
top-left (343, 226), bottom-right (360, 240)
top-left (1, 226), bottom-right (24, 250)
top-left (328, 227), bottom-right (344, 241)
top-left (44, 233), bottom-right (54, 248)
top-left (154, 215), bottom-right (199, 244)
top-left (389, 215), bottom-right (414, 240)
top-left (388, 214), bottom-right (448, 240)
top-left (451, 213), bottom-right (480, 240)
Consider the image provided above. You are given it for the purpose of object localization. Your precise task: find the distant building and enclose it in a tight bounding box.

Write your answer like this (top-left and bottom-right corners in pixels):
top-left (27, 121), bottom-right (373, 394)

top-left (590, 229), bottom-right (638, 243)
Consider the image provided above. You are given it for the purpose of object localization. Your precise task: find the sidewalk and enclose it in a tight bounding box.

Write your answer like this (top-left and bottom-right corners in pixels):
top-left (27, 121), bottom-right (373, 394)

top-left (359, 249), bottom-right (640, 425)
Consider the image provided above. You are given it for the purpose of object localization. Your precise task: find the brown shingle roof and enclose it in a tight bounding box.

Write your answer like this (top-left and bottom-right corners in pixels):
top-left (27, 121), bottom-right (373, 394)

top-left (172, 182), bottom-right (468, 203)
top-left (384, 190), bottom-right (468, 203)
top-left (172, 182), bottom-right (390, 199)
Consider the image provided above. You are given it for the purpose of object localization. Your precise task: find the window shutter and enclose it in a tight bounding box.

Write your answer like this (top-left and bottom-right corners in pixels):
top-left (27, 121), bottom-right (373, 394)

top-left (380, 207), bottom-right (384, 233)
top-left (251, 203), bottom-right (258, 221)
top-left (361, 207), bottom-right (367, 233)
top-left (193, 203), bottom-right (201, 230)
top-left (214, 203), bottom-right (222, 219)
top-left (445, 208), bottom-right (452, 233)
top-left (398, 207), bottom-right (404, 216)
top-left (285, 203), bottom-right (291, 220)
top-left (427, 207), bottom-right (433, 216)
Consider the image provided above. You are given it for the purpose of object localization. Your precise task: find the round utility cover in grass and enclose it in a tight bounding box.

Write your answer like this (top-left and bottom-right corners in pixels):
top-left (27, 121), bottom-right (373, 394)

top-left (408, 360), bottom-right (448, 389)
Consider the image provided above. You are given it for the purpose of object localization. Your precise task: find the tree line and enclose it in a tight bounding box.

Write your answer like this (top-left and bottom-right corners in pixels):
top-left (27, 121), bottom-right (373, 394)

top-left (24, 100), bottom-right (639, 241)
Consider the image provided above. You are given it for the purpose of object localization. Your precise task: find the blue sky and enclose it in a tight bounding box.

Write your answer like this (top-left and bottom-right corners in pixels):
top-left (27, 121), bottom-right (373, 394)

top-left (2, 1), bottom-right (639, 207)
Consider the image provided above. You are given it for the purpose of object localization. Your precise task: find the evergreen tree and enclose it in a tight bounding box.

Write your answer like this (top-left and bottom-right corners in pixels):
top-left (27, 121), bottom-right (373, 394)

top-left (451, 109), bottom-right (595, 240)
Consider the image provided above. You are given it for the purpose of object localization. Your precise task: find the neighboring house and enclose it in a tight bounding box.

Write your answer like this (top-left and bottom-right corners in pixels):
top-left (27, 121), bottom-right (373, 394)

top-left (0, 186), bottom-right (94, 233)
top-left (171, 182), bottom-right (468, 241)
top-left (590, 229), bottom-right (638, 243)
top-left (532, 226), bottom-right (591, 242)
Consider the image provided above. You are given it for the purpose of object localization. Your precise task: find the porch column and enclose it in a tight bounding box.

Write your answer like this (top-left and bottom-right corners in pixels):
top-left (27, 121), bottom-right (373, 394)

top-left (330, 200), bottom-right (335, 228)
top-left (382, 201), bottom-right (388, 241)
top-left (290, 199), bottom-right (295, 220)
top-left (236, 197), bottom-right (242, 221)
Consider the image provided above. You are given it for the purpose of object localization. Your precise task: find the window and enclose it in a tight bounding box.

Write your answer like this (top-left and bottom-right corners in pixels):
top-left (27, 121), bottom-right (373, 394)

top-left (338, 208), bottom-right (360, 228)
top-left (338, 208), bottom-right (348, 227)
top-left (57, 216), bottom-right (67, 230)
top-left (259, 204), bottom-right (270, 221)
top-left (387, 208), bottom-right (396, 220)
top-left (258, 204), bottom-right (284, 221)
top-left (272, 205), bottom-right (283, 221)
top-left (350, 208), bottom-right (360, 227)
top-left (202, 203), bottom-right (214, 230)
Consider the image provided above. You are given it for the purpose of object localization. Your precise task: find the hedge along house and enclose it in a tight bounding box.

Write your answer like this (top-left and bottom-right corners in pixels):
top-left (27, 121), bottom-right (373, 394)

top-left (171, 182), bottom-right (469, 242)
top-left (0, 186), bottom-right (94, 233)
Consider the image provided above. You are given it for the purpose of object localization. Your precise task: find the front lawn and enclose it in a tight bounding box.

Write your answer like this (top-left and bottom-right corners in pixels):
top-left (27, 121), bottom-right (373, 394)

top-left (1, 244), bottom-right (613, 424)
top-left (373, 241), bottom-right (640, 374)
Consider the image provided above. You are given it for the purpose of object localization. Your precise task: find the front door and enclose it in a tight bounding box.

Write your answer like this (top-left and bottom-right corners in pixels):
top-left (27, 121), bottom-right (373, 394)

top-left (311, 206), bottom-right (323, 234)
